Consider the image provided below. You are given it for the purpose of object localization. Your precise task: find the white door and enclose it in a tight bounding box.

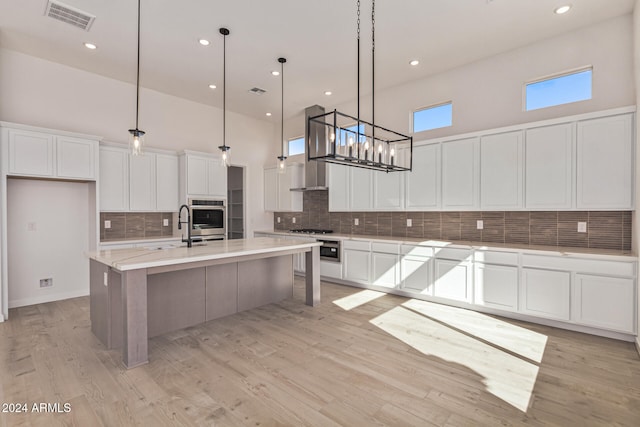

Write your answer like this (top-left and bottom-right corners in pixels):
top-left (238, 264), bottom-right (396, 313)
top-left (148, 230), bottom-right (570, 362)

top-left (328, 163), bottom-right (350, 211)
top-left (371, 252), bottom-right (400, 288)
top-left (56, 136), bottom-right (96, 180)
top-left (401, 256), bottom-right (432, 294)
top-left (343, 249), bottom-right (370, 285)
top-left (129, 153), bottom-right (156, 211)
top-left (373, 170), bottom-right (403, 210)
top-left (521, 268), bottom-right (570, 321)
top-left (99, 147), bottom-right (129, 211)
top-left (480, 131), bottom-right (523, 209)
top-left (207, 159), bottom-right (227, 198)
top-left (263, 168), bottom-right (278, 212)
top-left (405, 143), bottom-right (440, 210)
top-left (433, 259), bottom-right (472, 302)
top-left (474, 263), bottom-right (518, 312)
top-left (442, 137), bottom-right (479, 210)
top-left (573, 274), bottom-right (635, 333)
top-left (156, 154), bottom-right (179, 211)
top-left (8, 129), bottom-right (54, 177)
top-left (186, 156), bottom-right (209, 196)
top-left (350, 167), bottom-right (373, 211)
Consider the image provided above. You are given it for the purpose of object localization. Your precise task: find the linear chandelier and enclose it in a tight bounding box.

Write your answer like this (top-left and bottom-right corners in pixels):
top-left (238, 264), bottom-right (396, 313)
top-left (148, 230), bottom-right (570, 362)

top-left (307, 0), bottom-right (412, 172)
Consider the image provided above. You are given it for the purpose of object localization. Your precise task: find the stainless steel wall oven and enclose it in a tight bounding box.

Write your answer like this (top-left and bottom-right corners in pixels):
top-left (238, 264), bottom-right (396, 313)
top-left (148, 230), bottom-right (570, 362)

top-left (188, 198), bottom-right (226, 239)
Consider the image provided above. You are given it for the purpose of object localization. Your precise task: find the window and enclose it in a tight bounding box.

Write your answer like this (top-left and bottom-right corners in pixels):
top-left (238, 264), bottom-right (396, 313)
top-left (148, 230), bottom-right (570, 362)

top-left (525, 68), bottom-right (592, 111)
top-left (413, 102), bottom-right (453, 133)
top-left (288, 137), bottom-right (305, 156)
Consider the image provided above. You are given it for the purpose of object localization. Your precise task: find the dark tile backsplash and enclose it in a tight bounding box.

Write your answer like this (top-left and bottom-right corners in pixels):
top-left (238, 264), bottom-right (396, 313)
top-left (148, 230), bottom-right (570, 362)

top-left (101, 212), bottom-right (175, 241)
top-left (274, 190), bottom-right (632, 251)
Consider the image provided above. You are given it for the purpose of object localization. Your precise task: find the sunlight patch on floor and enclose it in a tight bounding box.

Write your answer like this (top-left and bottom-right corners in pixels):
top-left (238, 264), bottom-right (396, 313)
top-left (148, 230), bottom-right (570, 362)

top-left (370, 306), bottom-right (540, 412)
top-left (333, 289), bottom-right (386, 311)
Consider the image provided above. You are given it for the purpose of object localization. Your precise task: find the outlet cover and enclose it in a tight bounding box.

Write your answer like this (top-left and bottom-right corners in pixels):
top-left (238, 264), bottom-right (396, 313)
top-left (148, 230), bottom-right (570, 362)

top-left (277, 217), bottom-right (281, 223)
top-left (40, 278), bottom-right (53, 288)
top-left (577, 222), bottom-right (587, 233)
top-left (477, 220), bottom-right (484, 230)
top-left (407, 218), bottom-right (412, 227)
top-left (163, 218), bottom-right (169, 226)
top-left (354, 218), bottom-right (359, 226)
top-left (104, 220), bottom-right (111, 229)
top-left (292, 217), bottom-right (296, 224)
top-left (103, 272), bottom-right (108, 286)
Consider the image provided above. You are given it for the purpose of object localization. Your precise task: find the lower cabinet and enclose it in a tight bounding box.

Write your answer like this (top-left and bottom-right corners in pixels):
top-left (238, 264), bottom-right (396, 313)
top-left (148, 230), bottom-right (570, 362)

top-left (474, 263), bottom-right (518, 312)
top-left (343, 248), bottom-right (371, 285)
top-left (573, 274), bottom-right (635, 333)
top-left (320, 260), bottom-right (342, 280)
top-left (371, 252), bottom-right (400, 288)
top-left (433, 258), bottom-right (472, 303)
top-left (401, 255), bottom-right (432, 294)
top-left (521, 268), bottom-right (571, 321)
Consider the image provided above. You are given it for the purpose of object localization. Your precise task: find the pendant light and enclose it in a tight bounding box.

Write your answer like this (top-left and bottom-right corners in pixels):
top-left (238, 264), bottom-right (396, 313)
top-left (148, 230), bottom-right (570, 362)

top-left (218, 27), bottom-right (231, 167)
top-left (307, 0), bottom-right (412, 172)
top-left (276, 57), bottom-right (287, 174)
top-left (128, 0), bottom-right (145, 156)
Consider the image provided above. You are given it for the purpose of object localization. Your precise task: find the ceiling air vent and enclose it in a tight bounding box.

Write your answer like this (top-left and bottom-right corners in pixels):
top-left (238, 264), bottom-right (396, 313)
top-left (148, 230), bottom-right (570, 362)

top-left (248, 87), bottom-right (267, 95)
top-left (44, 0), bottom-right (95, 31)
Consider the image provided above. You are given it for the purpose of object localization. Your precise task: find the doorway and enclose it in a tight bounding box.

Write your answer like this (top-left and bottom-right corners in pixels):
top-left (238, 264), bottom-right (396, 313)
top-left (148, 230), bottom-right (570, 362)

top-left (227, 165), bottom-right (245, 239)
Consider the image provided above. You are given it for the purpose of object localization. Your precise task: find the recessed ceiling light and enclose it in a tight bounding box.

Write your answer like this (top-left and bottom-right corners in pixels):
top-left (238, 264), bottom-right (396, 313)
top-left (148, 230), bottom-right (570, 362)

top-left (271, 71), bottom-right (280, 76)
top-left (554, 5), bottom-right (571, 14)
top-left (84, 42), bottom-right (97, 50)
top-left (199, 39), bottom-right (210, 46)
top-left (324, 91), bottom-right (332, 96)
top-left (266, 112), bottom-right (272, 116)
top-left (410, 59), bottom-right (420, 66)
top-left (208, 84), bottom-right (217, 89)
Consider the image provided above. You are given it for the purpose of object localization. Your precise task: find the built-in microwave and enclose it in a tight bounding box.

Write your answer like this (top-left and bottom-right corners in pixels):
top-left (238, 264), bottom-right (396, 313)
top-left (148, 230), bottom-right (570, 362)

top-left (188, 198), bottom-right (226, 239)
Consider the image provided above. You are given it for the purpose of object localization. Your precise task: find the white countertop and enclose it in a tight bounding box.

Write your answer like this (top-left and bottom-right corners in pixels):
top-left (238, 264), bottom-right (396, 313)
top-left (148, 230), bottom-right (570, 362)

top-left (89, 237), bottom-right (320, 271)
top-left (255, 230), bottom-right (637, 261)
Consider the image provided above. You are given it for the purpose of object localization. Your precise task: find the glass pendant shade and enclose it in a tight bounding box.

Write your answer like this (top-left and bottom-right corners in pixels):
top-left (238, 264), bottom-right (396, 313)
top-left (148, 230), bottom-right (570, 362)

top-left (277, 155), bottom-right (287, 174)
top-left (219, 145), bottom-right (230, 167)
top-left (128, 129), bottom-right (145, 156)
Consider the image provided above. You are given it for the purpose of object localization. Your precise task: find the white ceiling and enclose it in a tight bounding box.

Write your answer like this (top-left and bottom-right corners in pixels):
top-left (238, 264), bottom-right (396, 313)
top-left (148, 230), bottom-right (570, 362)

top-left (0, 0), bottom-right (635, 122)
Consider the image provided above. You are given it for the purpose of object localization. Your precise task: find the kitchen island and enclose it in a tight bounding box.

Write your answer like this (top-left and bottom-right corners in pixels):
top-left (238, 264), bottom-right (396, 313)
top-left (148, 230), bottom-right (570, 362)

top-left (89, 237), bottom-right (321, 368)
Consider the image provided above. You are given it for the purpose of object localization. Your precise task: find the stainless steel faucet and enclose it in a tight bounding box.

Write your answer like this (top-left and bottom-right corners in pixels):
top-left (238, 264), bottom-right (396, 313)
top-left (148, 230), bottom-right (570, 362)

top-left (177, 204), bottom-right (192, 248)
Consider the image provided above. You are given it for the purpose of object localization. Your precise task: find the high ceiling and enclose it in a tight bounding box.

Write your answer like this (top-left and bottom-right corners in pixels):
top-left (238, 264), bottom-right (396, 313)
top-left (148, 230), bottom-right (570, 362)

top-left (0, 0), bottom-right (635, 121)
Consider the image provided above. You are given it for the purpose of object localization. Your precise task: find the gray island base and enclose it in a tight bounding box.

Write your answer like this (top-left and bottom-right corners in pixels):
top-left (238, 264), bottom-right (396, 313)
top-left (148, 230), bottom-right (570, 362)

top-left (89, 237), bottom-right (321, 368)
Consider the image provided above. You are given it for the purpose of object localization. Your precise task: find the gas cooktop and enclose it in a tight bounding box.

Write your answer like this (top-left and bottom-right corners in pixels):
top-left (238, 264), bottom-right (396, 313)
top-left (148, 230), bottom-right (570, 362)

top-left (289, 229), bottom-right (334, 235)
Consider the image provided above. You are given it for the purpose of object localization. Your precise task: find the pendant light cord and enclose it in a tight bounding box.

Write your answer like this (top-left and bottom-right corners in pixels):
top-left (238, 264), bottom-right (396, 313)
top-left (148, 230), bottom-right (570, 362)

top-left (356, 0), bottom-right (360, 145)
top-left (222, 30), bottom-right (226, 149)
top-left (281, 59), bottom-right (284, 158)
top-left (371, 0), bottom-right (375, 143)
top-left (135, 0), bottom-right (141, 130)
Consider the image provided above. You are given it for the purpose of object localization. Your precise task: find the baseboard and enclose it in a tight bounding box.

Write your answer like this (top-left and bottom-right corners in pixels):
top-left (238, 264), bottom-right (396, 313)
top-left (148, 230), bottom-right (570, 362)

top-left (8, 289), bottom-right (89, 309)
top-left (635, 337), bottom-right (640, 358)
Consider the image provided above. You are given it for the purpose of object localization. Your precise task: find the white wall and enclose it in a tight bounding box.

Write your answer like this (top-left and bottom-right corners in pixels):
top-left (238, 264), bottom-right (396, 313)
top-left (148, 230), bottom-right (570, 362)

top-left (284, 15), bottom-right (635, 142)
top-left (0, 48), bottom-right (276, 238)
top-left (7, 179), bottom-right (90, 307)
top-left (633, 0), bottom-right (640, 354)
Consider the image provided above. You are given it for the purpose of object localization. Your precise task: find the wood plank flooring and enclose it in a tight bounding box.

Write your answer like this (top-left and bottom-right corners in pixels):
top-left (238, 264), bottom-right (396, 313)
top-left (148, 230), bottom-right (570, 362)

top-left (1, 278), bottom-right (639, 426)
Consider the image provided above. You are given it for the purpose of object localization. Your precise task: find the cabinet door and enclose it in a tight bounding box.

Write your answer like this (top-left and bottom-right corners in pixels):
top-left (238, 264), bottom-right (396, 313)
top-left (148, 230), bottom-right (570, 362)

top-left (129, 153), bottom-right (156, 211)
top-left (280, 163), bottom-right (303, 212)
top-left (99, 147), bottom-right (129, 211)
top-left (373, 169), bottom-right (403, 210)
top-left (156, 154), bottom-right (179, 211)
top-left (442, 137), bottom-right (479, 210)
top-left (8, 129), bottom-right (54, 177)
top-left (278, 166), bottom-right (293, 211)
top-left (56, 136), bottom-right (96, 180)
top-left (320, 260), bottom-right (342, 279)
top-left (576, 114), bottom-right (633, 209)
top-left (433, 259), bottom-right (472, 302)
top-left (371, 252), bottom-right (400, 288)
top-left (405, 143), bottom-right (440, 210)
top-left (480, 131), bottom-right (523, 209)
top-left (207, 159), bottom-right (227, 198)
top-left (521, 268), bottom-right (570, 321)
top-left (328, 163), bottom-right (349, 211)
top-left (474, 263), bottom-right (518, 312)
top-left (401, 256), bottom-right (432, 294)
top-left (343, 249), bottom-right (370, 285)
top-left (186, 156), bottom-right (209, 196)
top-left (350, 167), bottom-right (373, 211)
top-left (573, 274), bottom-right (635, 333)
top-left (263, 168), bottom-right (278, 212)
top-left (525, 124), bottom-right (573, 209)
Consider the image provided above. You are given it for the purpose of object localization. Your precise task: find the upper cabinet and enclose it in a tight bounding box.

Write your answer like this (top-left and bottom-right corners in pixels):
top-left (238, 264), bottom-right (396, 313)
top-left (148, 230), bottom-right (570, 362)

top-left (480, 131), bottom-right (523, 210)
top-left (576, 113), bottom-right (634, 210)
top-left (3, 127), bottom-right (97, 180)
top-left (181, 152), bottom-right (227, 199)
top-left (350, 167), bottom-right (373, 211)
top-left (155, 154), bottom-right (180, 212)
top-left (525, 123), bottom-right (573, 209)
top-left (328, 163), bottom-right (350, 211)
top-left (263, 163), bottom-right (303, 212)
top-left (442, 137), bottom-right (479, 210)
top-left (405, 143), bottom-right (440, 211)
top-left (100, 146), bottom-right (129, 211)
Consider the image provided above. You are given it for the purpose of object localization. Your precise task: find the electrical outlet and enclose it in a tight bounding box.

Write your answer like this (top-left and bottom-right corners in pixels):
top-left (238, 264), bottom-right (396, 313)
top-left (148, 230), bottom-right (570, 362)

top-left (577, 222), bottom-right (587, 233)
top-left (27, 222), bottom-right (37, 231)
top-left (407, 218), bottom-right (412, 227)
top-left (39, 278), bottom-right (53, 288)
top-left (104, 220), bottom-right (111, 229)
top-left (477, 220), bottom-right (484, 230)
top-left (292, 217), bottom-right (296, 224)
top-left (163, 218), bottom-right (169, 227)
top-left (354, 218), bottom-right (359, 226)
top-left (277, 217), bottom-right (281, 223)
top-left (103, 272), bottom-right (108, 286)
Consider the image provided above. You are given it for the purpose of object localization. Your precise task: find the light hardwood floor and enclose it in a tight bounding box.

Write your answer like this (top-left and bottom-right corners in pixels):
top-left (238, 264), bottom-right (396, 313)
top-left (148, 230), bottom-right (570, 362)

top-left (1, 278), bottom-right (639, 426)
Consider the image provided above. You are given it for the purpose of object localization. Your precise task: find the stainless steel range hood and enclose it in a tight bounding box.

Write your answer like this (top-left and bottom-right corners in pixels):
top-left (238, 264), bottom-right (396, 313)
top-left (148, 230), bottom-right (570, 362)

top-left (290, 105), bottom-right (328, 191)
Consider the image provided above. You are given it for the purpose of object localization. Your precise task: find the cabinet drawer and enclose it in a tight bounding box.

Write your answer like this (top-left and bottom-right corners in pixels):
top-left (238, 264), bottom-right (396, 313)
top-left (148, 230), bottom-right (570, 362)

top-left (475, 250), bottom-right (518, 266)
top-left (522, 254), bottom-right (635, 277)
top-left (371, 242), bottom-right (400, 254)
top-left (343, 240), bottom-right (371, 251)
top-left (401, 244), bottom-right (433, 257)
top-left (435, 247), bottom-right (472, 261)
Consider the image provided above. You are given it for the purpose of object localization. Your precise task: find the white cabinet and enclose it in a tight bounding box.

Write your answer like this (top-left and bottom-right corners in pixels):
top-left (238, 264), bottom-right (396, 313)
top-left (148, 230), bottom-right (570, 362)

top-left (480, 131), bottom-right (523, 209)
top-left (405, 143), bottom-right (440, 211)
top-left (371, 243), bottom-right (400, 288)
top-left (434, 259), bottom-right (472, 302)
top-left (129, 153), bottom-right (156, 211)
top-left (293, 253), bottom-right (306, 274)
top-left (5, 128), bottom-right (97, 180)
top-left (573, 274), bottom-right (635, 334)
top-left (343, 240), bottom-right (371, 285)
top-left (442, 137), bottom-right (479, 210)
top-left (474, 263), bottom-right (518, 312)
top-left (320, 260), bottom-right (342, 279)
top-left (400, 245), bottom-right (433, 294)
top-left (181, 152), bottom-right (227, 199)
top-left (156, 154), bottom-right (179, 211)
top-left (263, 164), bottom-right (303, 212)
top-left (328, 163), bottom-right (349, 211)
top-left (525, 123), bottom-right (573, 209)
top-left (521, 268), bottom-right (571, 321)
top-left (349, 167), bottom-right (373, 211)
top-left (100, 146), bottom-right (129, 211)
top-left (576, 113), bottom-right (634, 209)
top-left (373, 169), bottom-right (403, 211)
